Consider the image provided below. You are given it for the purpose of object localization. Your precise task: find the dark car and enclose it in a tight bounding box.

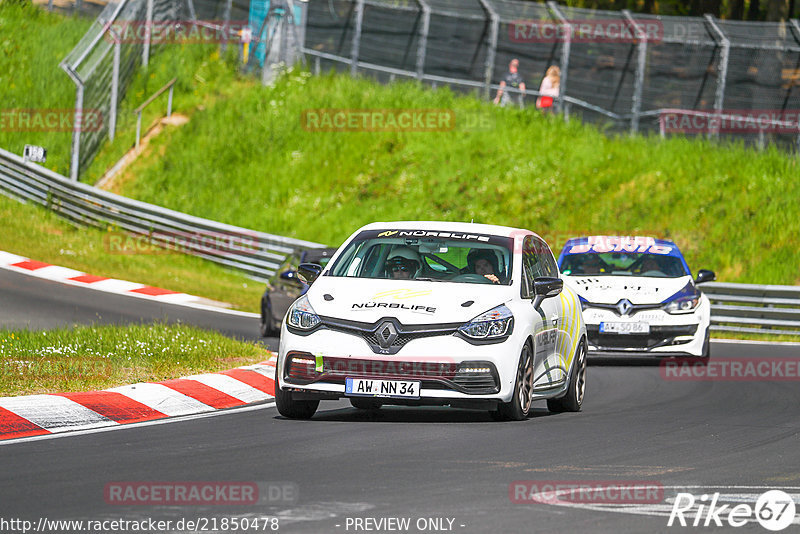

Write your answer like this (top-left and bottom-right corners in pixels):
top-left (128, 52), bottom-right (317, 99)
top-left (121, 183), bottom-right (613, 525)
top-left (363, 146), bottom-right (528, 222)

top-left (260, 247), bottom-right (337, 337)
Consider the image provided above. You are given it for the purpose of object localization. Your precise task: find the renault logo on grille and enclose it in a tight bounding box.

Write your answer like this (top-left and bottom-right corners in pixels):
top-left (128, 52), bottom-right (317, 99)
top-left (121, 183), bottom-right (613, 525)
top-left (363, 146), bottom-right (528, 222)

top-left (616, 299), bottom-right (634, 316)
top-left (377, 322), bottom-right (398, 348)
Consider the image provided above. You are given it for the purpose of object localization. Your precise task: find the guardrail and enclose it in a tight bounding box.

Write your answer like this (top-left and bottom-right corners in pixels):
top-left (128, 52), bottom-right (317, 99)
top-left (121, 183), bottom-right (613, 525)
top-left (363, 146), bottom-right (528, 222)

top-left (135, 78), bottom-right (176, 149)
top-left (699, 282), bottom-right (800, 336)
top-left (0, 147), bottom-right (325, 282)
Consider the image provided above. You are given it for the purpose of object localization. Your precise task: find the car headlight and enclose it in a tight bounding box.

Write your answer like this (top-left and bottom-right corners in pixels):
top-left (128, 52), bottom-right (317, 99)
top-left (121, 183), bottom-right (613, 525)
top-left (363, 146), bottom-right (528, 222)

top-left (459, 304), bottom-right (514, 340)
top-left (663, 295), bottom-right (700, 314)
top-left (287, 295), bottom-right (321, 330)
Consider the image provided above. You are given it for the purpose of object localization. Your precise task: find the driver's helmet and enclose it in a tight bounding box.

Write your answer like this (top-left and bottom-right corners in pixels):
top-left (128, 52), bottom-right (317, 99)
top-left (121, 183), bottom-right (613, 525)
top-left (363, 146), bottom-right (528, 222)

top-left (385, 246), bottom-right (422, 278)
top-left (467, 248), bottom-right (500, 275)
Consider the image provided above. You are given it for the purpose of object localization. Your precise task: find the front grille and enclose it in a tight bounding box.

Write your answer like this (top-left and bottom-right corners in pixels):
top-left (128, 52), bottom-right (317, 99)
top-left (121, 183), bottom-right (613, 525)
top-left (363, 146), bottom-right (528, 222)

top-left (588, 324), bottom-right (698, 350)
top-left (321, 316), bottom-right (461, 355)
top-left (285, 352), bottom-right (499, 395)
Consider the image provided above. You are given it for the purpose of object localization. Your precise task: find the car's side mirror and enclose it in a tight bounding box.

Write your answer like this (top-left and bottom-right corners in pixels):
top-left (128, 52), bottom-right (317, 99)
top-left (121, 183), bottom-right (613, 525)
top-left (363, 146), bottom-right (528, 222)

top-left (297, 263), bottom-right (323, 285)
top-left (695, 269), bottom-right (716, 284)
top-left (532, 276), bottom-right (563, 309)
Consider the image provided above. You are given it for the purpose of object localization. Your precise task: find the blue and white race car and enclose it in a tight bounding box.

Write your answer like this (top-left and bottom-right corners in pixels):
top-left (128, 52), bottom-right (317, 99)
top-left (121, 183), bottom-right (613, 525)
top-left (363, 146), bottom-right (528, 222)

top-left (558, 236), bottom-right (716, 358)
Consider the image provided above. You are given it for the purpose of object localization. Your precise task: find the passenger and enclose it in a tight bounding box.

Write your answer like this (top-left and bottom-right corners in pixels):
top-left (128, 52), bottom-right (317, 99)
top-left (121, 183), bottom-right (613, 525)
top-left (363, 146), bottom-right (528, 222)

top-left (467, 248), bottom-right (501, 284)
top-left (581, 254), bottom-right (607, 275)
top-left (638, 255), bottom-right (663, 275)
top-left (385, 247), bottom-right (422, 280)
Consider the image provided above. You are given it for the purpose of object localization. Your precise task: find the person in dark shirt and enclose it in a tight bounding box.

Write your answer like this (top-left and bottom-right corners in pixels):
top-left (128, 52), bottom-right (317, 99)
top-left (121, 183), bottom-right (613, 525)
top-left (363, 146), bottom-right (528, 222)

top-left (493, 58), bottom-right (526, 107)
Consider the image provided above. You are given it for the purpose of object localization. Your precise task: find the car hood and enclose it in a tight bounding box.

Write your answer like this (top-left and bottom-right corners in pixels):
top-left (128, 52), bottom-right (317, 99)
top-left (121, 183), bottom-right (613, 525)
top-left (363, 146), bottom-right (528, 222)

top-left (563, 275), bottom-right (691, 305)
top-left (305, 276), bottom-right (515, 325)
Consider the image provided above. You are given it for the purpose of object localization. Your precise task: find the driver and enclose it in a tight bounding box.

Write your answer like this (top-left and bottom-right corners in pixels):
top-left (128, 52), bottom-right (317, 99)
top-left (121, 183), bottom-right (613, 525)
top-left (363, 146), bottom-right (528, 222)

top-left (466, 248), bottom-right (501, 284)
top-left (385, 247), bottom-right (422, 279)
top-left (581, 254), bottom-right (607, 275)
top-left (638, 255), bottom-right (663, 274)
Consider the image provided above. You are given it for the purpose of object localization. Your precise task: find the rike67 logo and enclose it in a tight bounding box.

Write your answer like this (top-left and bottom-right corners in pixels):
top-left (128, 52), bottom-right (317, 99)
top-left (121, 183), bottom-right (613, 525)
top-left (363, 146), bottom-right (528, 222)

top-left (668, 490), bottom-right (797, 531)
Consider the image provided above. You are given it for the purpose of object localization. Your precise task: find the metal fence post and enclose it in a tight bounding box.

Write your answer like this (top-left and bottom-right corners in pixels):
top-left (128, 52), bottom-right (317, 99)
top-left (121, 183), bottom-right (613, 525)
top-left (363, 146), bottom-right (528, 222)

top-left (547, 2), bottom-right (571, 119)
top-left (478, 0), bottom-right (499, 101)
top-left (143, 0), bottom-right (154, 68)
top-left (63, 67), bottom-right (84, 182)
top-left (415, 0), bottom-right (431, 81)
top-left (623, 10), bottom-right (647, 135)
top-left (109, 28), bottom-right (121, 141)
top-left (221, 0), bottom-right (233, 54)
top-left (705, 15), bottom-right (729, 139)
top-left (350, 0), bottom-right (365, 77)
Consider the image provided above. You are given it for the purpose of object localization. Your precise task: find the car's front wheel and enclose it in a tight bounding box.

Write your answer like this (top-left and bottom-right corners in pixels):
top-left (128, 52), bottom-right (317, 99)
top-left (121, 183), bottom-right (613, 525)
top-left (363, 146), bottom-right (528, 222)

top-left (547, 338), bottom-right (586, 413)
top-left (491, 343), bottom-right (533, 421)
top-left (275, 386), bottom-right (319, 419)
top-left (260, 298), bottom-right (278, 338)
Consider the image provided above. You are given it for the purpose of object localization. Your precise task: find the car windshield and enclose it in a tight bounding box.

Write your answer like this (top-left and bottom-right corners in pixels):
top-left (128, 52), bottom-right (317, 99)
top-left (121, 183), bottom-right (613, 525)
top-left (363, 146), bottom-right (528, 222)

top-left (560, 252), bottom-right (688, 278)
top-left (328, 230), bottom-right (513, 285)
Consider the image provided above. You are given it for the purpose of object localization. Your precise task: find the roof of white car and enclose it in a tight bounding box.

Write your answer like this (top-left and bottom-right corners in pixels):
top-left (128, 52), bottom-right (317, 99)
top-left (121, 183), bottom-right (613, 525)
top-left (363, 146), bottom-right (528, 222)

top-left (357, 221), bottom-right (539, 239)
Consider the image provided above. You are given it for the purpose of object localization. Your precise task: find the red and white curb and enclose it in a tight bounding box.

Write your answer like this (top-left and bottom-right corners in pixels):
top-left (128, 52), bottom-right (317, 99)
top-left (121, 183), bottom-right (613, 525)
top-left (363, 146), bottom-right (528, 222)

top-left (0, 360), bottom-right (277, 441)
top-left (0, 251), bottom-right (258, 318)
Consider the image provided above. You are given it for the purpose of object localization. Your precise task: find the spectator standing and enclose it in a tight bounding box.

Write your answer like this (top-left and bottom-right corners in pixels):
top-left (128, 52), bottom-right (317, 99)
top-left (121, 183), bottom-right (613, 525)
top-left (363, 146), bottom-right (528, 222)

top-left (493, 59), bottom-right (526, 107)
top-left (536, 65), bottom-right (561, 112)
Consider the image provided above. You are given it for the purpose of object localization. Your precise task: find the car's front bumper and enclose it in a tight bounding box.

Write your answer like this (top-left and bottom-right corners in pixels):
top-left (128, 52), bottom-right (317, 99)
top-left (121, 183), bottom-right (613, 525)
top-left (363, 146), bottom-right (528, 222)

top-left (581, 306), bottom-right (708, 357)
top-left (277, 324), bottom-right (524, 404)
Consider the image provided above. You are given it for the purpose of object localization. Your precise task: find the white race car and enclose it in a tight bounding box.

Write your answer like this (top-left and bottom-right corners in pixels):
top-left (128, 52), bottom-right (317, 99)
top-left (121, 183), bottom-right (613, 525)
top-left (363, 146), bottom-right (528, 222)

top-left (558, 236), bottom-right (716, 358)
top-left (275, 222), bottom-right (587, 421)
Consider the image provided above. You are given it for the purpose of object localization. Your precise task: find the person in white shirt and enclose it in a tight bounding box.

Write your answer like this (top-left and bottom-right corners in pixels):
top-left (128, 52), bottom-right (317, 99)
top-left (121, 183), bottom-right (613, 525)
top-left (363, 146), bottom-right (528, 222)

top-left (537, 65), bottom-right (561, 112)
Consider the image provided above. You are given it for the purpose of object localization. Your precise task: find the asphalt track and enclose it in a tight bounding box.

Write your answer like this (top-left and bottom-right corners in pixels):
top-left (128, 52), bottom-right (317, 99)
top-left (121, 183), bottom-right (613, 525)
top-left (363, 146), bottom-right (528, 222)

top-left (2, 269), bottom-right (800, 534)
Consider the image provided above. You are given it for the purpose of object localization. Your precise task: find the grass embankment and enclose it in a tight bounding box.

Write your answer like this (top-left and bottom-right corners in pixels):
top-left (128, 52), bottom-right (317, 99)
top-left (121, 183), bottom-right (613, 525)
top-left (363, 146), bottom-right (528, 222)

top-left (0, 2), bottom-right (91, 173)
top-left (0, 323), bottom-right (270, 396)
top-left (0, 194), bottom-right (264, 312)
top-left (115, 71), bottom-right (800, 288)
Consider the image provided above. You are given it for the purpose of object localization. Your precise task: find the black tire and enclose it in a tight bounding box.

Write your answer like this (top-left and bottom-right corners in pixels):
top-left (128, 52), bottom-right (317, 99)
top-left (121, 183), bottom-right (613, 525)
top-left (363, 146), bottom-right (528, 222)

top-left (275, 386), bottom-right (319, 419)
top-left (701, 328), bottom-right (711, 359)
top-left (492, 343), bottom-right (534, 421)
top-left (547, 338), bottom-right (587, 413)
top-left (350, 398), bottom-right (383, 410)
top-left (259, 299), bottom-right (278, 337)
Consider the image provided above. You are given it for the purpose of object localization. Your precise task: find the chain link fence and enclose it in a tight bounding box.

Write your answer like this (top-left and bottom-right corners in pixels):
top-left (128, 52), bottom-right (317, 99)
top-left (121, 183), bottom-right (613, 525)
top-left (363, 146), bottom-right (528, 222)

top-left (303, 0), bottom-right (800, 150)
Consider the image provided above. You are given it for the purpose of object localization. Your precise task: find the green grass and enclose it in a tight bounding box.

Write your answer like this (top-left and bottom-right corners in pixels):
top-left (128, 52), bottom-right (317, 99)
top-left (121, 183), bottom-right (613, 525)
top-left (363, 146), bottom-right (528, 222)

top-left (115, 70), bottom-right (800, 286)
top-left (0, 2), bottom-right (91, 174)
top-left (0, 323), bottom-right (271, 396)
top-left (0, 193), bottom-right (264, 312)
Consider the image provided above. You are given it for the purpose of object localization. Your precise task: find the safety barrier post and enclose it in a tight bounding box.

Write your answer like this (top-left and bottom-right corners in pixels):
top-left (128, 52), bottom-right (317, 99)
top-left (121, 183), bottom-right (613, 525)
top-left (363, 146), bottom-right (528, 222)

top-left (478, 0), bottom-right (499, 101)
top-left (705, 15), bottom-right (729, 140)
top-left (624, 10), bottom-right (647, 135)
top-left (350, 0), bottom-right (365, 77)
top-left (415, 0), bottom-right (431, 81)
top-left (548, 1), bottom-right (572, 119)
